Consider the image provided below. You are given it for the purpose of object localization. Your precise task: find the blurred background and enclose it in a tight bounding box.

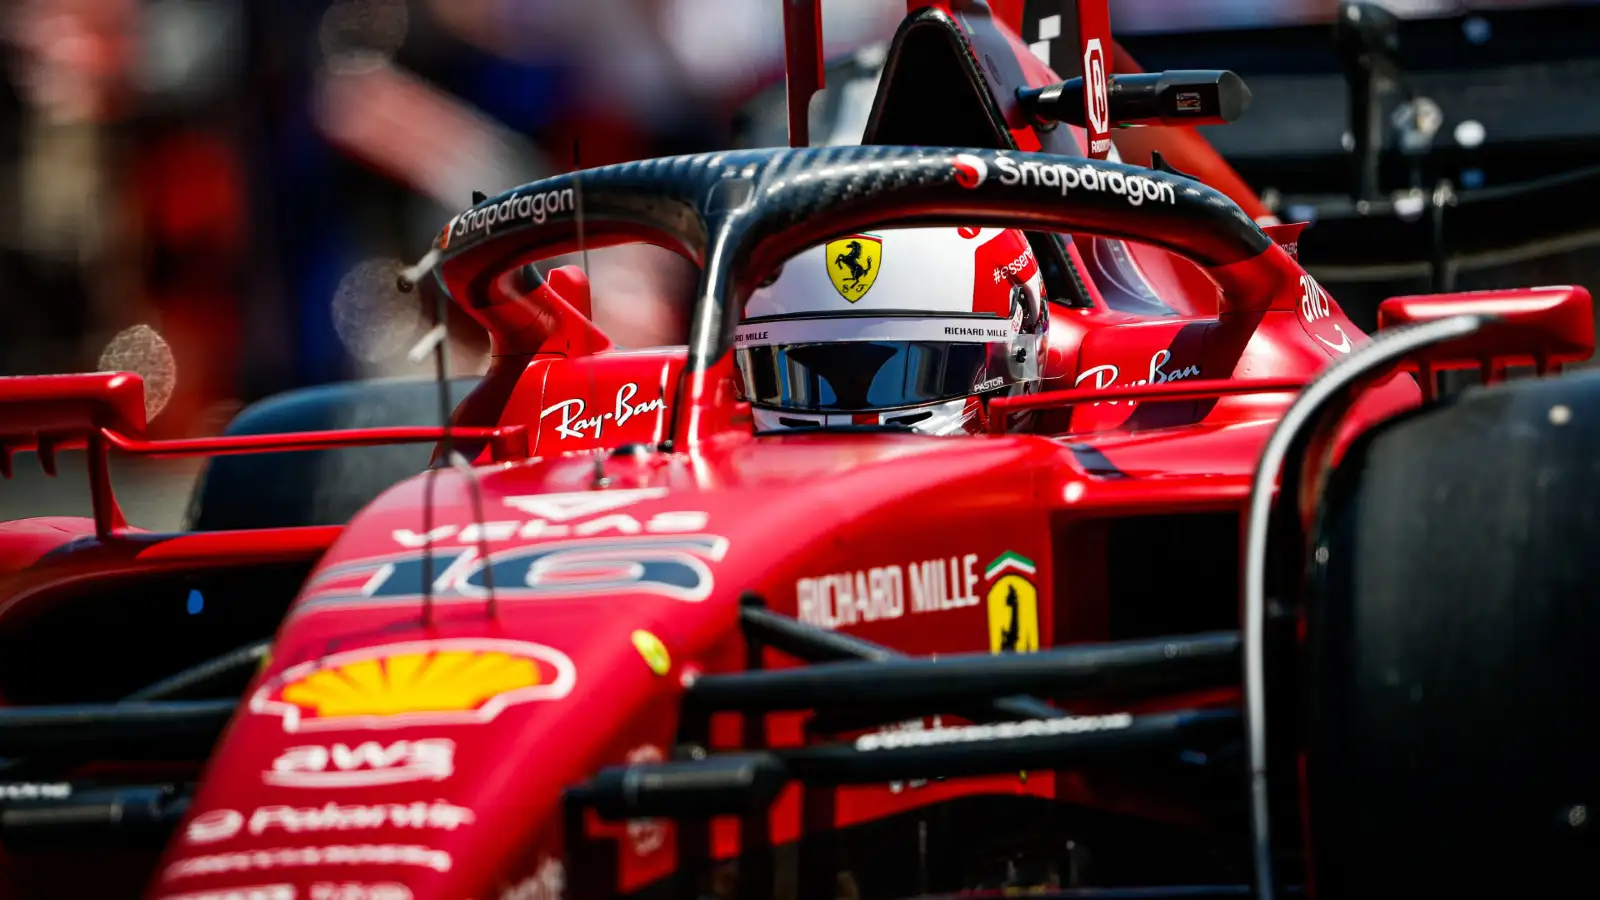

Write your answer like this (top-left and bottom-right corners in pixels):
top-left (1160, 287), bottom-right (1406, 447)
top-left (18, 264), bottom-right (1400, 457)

top-left (3, 0), bottom-right (1599, 524)
top-left (0, 0), bottom-right (908, 438)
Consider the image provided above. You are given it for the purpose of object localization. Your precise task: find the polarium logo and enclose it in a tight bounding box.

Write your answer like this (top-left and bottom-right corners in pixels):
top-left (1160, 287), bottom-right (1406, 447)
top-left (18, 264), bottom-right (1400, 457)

top-left (985, 552), bottom-right (1039, 654)
top-left (825, 234), bottom-right (883, 302)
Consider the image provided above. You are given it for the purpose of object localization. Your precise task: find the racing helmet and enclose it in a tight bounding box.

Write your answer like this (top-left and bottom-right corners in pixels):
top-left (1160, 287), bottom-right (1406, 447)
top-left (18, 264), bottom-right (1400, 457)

top-left (735, 226), bottom-right (1048, 435)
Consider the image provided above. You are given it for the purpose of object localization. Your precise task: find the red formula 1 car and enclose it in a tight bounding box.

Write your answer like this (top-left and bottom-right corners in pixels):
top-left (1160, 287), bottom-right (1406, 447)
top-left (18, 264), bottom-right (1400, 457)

top-left (3, 3), bottom-right (1598, 899)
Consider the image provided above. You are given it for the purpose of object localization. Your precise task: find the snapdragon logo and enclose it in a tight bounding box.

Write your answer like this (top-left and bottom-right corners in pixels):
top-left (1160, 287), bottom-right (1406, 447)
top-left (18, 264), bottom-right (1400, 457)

top-left (993, 156), bottom-right (1176, 207)
top-left (854, 712), bottom-right (1133, 751)
top-left (446, 188), bottom-right (575, 246)
top-left (953, 153), bottom-right (989, 189)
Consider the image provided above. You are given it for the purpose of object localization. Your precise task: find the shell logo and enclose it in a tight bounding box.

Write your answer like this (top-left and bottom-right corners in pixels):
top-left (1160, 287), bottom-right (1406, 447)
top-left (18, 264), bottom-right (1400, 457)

top-left (249, 639), bottom-right (577, 732)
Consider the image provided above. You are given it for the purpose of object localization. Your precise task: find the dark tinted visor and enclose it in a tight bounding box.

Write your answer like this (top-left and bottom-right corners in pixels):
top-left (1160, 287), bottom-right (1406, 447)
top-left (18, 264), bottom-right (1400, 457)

top-left (735, 340), bottom-right (1001, 412)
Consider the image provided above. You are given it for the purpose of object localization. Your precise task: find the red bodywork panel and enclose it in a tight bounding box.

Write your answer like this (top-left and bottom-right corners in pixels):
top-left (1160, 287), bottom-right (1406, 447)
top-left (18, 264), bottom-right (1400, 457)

top-left (0, 5), bottom-right (1587, 900)
top-left (0, 252), bottom-right (1428, 900)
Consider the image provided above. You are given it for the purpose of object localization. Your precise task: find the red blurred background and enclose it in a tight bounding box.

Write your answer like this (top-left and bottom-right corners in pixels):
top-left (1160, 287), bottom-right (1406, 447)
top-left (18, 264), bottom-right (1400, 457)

top-left (1, 0), bottom-right (1593, 440)
top-left (0, 0), bottom-right (909, 437)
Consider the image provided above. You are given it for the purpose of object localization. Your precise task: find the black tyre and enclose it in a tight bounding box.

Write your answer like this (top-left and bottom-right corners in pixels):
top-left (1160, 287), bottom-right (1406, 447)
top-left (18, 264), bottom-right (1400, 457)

top-left (1304, 369), bottom-right (1600, 896)
top-left (185, 377), bottom-right (480, 531)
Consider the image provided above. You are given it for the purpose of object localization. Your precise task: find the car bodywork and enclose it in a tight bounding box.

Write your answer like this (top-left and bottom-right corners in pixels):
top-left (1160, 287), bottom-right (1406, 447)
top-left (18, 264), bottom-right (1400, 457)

top-left (1, 3), bottom-right (1594, 900)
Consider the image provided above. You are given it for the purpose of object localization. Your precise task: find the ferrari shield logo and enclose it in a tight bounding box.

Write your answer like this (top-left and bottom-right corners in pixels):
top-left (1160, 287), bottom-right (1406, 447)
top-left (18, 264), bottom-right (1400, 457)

top-left (986, 552), bottom-right (1039, 654)
top-left (826, 234), bottom-right (883, 302)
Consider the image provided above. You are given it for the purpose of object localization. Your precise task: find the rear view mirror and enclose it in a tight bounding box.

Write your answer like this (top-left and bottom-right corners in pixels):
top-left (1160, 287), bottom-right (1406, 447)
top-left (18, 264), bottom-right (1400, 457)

top-left (1377, 286), bottom-right (1595, 393)
top-left (0, 373), bottom-right (149, 477)
top-left (1018, 70), bottom-right (1253, 129)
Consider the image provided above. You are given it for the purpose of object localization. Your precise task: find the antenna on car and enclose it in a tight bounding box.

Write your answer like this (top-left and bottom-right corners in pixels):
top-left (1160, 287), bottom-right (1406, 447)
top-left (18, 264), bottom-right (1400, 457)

top-left (781, 0), bottom-right (824, 147)
top-left (400, 214), bottom-right (497, 625)
top-left (407, 270), bottom-right (449, 626)
top-left (572, 138), bottom-right (610, 490)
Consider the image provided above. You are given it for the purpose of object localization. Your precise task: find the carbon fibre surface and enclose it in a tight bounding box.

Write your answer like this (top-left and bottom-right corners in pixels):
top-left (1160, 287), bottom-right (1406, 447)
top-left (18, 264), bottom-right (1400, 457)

top-left (439, 147), bottom-right (1265, 264)
top-left (433, 145), bottom-right (1273, 365)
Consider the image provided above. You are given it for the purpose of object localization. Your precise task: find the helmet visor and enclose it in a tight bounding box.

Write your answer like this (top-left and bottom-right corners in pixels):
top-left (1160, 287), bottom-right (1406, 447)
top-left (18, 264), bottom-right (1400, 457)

top-left (733, 316), bottom-right (1013, 413)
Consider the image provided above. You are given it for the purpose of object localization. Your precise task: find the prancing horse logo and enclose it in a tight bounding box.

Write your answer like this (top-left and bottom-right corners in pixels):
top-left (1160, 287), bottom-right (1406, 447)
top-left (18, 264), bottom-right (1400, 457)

top-left (825, 234), bottom-right (883, 302)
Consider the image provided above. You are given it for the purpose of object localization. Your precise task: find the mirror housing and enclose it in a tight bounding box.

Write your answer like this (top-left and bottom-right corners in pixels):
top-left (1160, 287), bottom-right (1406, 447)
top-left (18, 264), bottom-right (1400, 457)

top-left (0, 373), bottom-right (149, 477)
top-left (1018, 70), bottom-right (1252, 130)
top-left (1377, 285), bottom-right (1595, 374)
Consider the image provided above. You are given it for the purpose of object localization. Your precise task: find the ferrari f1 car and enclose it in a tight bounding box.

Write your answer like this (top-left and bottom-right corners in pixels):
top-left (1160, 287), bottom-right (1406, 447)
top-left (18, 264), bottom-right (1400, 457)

top-left (2, 2), bottom-right (1597, 899)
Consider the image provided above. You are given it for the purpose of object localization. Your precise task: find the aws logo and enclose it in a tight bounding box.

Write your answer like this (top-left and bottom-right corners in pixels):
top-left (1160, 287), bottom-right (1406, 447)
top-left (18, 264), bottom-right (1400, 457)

top-left (985, 552), bottom-right (1039, 654)
top-left (264, 738), bottom-right (456, 789)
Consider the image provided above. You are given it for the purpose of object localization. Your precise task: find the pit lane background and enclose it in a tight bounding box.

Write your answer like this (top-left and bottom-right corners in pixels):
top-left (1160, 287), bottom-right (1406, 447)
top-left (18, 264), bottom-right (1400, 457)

top-left (5, 0), bottom-right (1600, 528)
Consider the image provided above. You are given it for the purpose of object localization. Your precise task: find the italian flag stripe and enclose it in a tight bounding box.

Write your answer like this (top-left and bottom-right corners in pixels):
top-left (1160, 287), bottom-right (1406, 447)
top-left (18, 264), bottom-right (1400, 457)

top-left (986, 551), bottom-right (1037, 579)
